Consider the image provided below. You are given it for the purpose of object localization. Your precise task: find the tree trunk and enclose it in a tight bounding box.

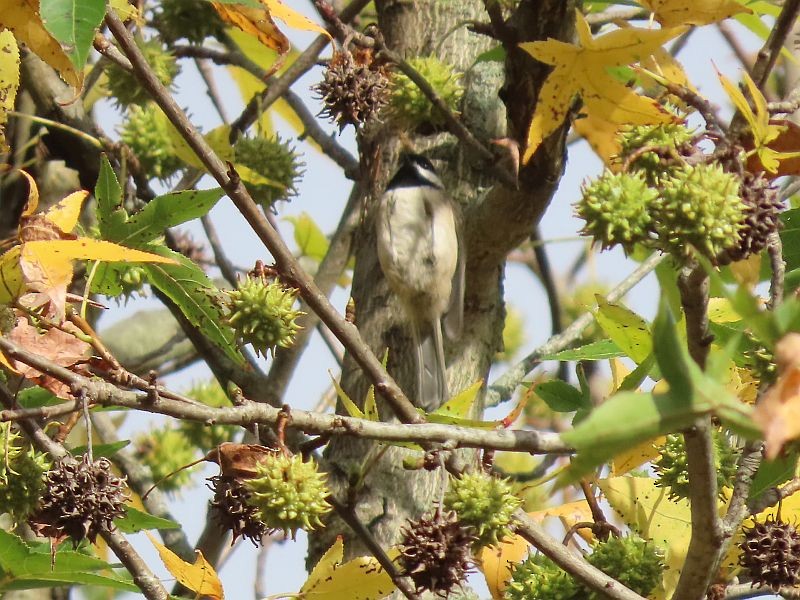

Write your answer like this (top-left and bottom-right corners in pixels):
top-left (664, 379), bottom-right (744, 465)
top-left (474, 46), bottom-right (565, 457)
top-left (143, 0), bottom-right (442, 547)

top-left (309, 0), bottom-right (575, 572)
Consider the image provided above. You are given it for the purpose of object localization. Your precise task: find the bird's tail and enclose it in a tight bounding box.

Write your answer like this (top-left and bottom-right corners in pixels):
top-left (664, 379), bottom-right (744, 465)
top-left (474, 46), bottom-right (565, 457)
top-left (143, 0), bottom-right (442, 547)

top-left (412, 319), bottom-right (449, 409)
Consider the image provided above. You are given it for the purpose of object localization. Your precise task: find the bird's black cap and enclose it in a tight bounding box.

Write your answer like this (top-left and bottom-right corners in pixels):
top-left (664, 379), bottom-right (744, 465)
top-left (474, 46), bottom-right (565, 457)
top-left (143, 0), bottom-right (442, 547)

top-left (386, 153), bottom-right (442, 190)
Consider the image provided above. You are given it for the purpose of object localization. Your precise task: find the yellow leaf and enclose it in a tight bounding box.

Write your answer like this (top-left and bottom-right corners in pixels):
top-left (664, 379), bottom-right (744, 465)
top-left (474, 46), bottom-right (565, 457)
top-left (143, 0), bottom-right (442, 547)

top-left (433, 379), bottom-right (482, 420)
top-left (263, 0), bottom-right (331, 39)
top-left (0, 0), bottom-right (82, 89)
top-left (18, 170), bottom-right (40, 217)
top-left (108, 0), bottom-right (141, 23)
top-left (0, 30), bottom-right (20, 154)
top-left (611, 436), bottom-right (665, 475)
top-left (22, 239), bottom-right (177, 264)
top-left (161, 114), bottom-right (234, 170)
top-left (212, 2), bottom-right (290, 55)
top-left (479, 534), bottom-right (530, 599)
top-left (639, 45), bottom-right (691, 90)
top-left (707, 297), bottom-right (741, 323)
top-left (573, 112), bottom-right (622, 168)
top-left (0, 247), bottom-right (24, 304)
top-left (147, 532), bottom-right (223, 599)
top-left (299, 537), bottom-right (396, 599)
top-left (598, 476), bottom-right (729, 599)
top-left (520, 11), bottom-right (682, 163)
top-left (637, 0), bottom-right (751, 27)
top-left (45, 190), bottom-right (89, 234)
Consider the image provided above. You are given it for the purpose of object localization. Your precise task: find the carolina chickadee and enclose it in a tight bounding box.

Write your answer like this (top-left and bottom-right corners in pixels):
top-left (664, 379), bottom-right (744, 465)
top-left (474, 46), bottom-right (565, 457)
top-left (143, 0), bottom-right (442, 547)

top-left (376, 154), bottom-right (464, 406)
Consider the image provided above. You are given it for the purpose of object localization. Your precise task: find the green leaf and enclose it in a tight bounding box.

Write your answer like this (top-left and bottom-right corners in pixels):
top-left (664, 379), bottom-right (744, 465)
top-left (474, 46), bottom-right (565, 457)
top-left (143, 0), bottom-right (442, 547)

top-left (651, 300), bottom-right (692, 402)
top-left (70, 440), bottom-right (130, 458)
top-left (95, 155), bottom-right (126, 235)
top-left (116, 507), bottom-right (181, 533)
top-left (749, 453), bottom-right (799, 501)
top-left (17, 386), bottom-right (58, 408)
top-left (285, 213), bottom-right (329, 263)
top-left (0, 530), bottom-right (137, 592)
top-left (142, 247), bottom-right (245, 365)
top-left (781, 208), bottom-right (800, 272)
top-left (474, 46), bottom-right (505, 64)
top-left (121, 188), bottom-right (226, 246)
top-left (558, 390), bottom-right (699, 484)
top-left (539, 339), bottom-right (624, 361)
top-left (595, 297), bottom-right (652, 364)
top-left (535, 380), bottom-right (589, 413)
top-left (40, 0), bottom-right (106, 70)
top-left (617, 353), bottom-right (656, 392)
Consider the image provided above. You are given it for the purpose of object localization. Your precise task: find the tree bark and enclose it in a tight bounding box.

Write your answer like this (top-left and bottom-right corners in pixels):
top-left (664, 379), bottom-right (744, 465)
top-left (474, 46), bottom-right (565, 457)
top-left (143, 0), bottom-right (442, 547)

top-left (309, 0), bottom-right (575, 572)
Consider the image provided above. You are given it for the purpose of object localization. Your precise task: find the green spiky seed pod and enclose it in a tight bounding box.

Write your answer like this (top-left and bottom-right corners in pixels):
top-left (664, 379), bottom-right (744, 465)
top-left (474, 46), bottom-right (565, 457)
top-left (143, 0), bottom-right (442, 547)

top-left (106, 39), bottom-right (180, 107)
top-left (653, 431), bottom-right (738, 501)
top-left (504, 553), bottom-right (580, 600)
top-left (226, 277), bottom-right (303, 357)
top-left (135, 427), bottom-right (198, 493)
top-left (618, 121), bottom-right (694, 182)
top-left (652, 163), bottom-right (745, 262)
top-left (0, 424), bottom-right (50, 522)
top-left (739, 515), bottom-right (800, 591)
top-left (180, 380), bottom-right (238, 452)
top-left (244, 452), bottom-right (331, 538)
top-left (390, 56), bottom-right (463, 129)
top-left (119, 103), bottom-right (183, 180)
top-left (443, 471), bottom-right (520, 548)
top-left (398, 508), bottom-right (475, 597)
top-left (576, 171), bottom-right (658, 253)
top-left (234, 135), bottom-right (304, 207)
top-left (152, 0), bottom-right (225, 44)
top-left (587, 535), bottom-right (665, 598)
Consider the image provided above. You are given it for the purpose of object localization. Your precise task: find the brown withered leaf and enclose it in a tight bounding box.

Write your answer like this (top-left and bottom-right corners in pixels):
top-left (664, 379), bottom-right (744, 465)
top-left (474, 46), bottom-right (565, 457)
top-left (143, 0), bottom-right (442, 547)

top-left (753, 333), bottom-right (800, 459)
top-left (6, 315), bottom-right (90, 398)
top-left (205, 442), bottom-right (278, 479)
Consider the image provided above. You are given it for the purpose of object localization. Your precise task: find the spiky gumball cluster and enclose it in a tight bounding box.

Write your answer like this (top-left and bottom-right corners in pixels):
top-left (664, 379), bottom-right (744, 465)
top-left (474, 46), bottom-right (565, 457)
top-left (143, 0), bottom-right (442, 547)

top-left (152, 0), bottom-right (225, 43)
top-left (443, 471), bottom-right (520, 548)
top-left (314, 49), bottom-right (389, 131)
top-left (617, 121), bottom-right (695, 181)
top-left (180, 379), bottom-right (238, 452)
top-left (576, 171), bottom-right (658, 253)
top-left (398, 508), bottom-right (475, 597)
top-left (225, 276), bottom-right (303, 357)
top-left (243, 451), bottom-right (330, 538)
top-left (0, 424), bottom-right (50, 522)
top-left (28, 454), bottom-right (128, 547)
top-left (106, 39), bottom-right (179, 107)
top-left (653, 431), bottom-right (738, 501)
top-left (739, 516), bottom-right (800, 591)
top-left (504, 553), bottom-right (579, 600)
top-left (134, 426), bottom-right (198, 493)
top-left (586, 535), bottom-right (665, 599)
top-left (390, 56), bottom-right (463, 130)
top-left (234, 135), bottom-right (305, 207)
top-left (208, 475), bottom-right (271, 546)
top-left (119, 103), bottom-right (183, 180)
top-left (653, 163), bottom-right (745, 260)
top-left (718, 172), bottom-right (783, 264)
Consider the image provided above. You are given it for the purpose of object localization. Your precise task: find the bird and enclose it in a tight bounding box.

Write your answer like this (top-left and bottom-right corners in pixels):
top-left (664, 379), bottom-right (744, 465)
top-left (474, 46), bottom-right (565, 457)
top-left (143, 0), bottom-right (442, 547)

top-left (375, 153), bottom-right (464, 407)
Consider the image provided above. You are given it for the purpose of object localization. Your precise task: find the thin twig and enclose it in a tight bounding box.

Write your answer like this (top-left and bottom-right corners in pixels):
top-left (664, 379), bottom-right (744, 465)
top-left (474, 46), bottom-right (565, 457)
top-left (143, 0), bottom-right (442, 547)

top-left (0, 335), bottom-right (568, 453)
top-left (201, 214), bottom-right (240, 287)
top-left (194, 58), bottom-right (230, 123)
top-left (768, 231), bottom-right (785, 309)
top-left (7, 111), bottom-right (103, 148)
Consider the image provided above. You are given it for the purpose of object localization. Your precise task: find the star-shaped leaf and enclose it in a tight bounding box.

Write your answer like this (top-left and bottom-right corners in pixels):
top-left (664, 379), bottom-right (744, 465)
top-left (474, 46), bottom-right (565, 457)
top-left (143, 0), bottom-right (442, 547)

top-left (637, 0), bottom-right (752, 27)
top-left (520, 11), bottom-right (683, 163)
top-left (719, 69), bottom-right (800, 174)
